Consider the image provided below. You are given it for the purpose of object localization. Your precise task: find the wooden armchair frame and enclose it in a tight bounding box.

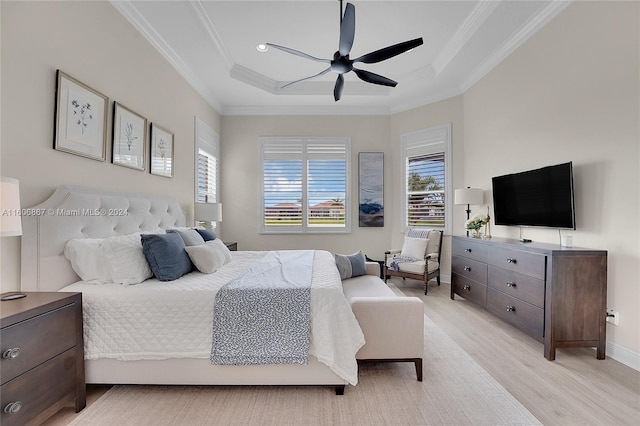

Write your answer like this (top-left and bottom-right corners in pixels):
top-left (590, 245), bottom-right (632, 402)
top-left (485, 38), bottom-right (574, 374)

top-left (384, 230), bottom-right (444, 294)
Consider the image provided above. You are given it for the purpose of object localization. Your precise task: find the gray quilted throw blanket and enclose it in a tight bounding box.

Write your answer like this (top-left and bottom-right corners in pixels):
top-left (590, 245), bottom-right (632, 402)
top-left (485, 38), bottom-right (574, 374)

top-left (211, 250), bottom-right (314, 365)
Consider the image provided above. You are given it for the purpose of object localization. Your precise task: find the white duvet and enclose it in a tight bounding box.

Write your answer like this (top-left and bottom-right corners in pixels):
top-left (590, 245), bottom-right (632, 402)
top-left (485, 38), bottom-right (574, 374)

top-left (60, 250), bottom-right (365, 385)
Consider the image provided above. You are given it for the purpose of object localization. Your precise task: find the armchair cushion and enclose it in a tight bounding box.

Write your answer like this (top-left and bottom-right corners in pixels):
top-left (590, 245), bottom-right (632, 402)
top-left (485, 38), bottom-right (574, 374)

top-left (385, 257), bottom-right (440, 275)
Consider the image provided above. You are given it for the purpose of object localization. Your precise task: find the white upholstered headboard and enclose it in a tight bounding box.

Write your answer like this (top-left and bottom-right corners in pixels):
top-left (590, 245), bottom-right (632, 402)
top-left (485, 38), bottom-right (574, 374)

top-left (21, 185), bottom-right (186, 292)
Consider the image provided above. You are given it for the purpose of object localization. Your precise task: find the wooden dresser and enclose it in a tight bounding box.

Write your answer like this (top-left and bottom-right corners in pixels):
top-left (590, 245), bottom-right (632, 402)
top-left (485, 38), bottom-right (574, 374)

top-left (0, 292), bottom-right (85, 425)
top-left (451, 236), bottom-right (607, 360)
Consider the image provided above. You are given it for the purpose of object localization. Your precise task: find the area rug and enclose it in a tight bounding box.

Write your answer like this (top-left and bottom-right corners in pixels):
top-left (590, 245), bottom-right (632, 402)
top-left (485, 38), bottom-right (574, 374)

top-left (69, 312), bottom-right (540, 426)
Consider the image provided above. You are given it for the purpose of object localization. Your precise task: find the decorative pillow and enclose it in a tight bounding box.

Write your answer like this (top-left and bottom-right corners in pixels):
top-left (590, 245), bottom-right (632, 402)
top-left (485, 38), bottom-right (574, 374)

top-left (194, 228), bottom-right (217, 241)
top-left (101, 232), bottom-right (155, 285)
top-left (209, 238), bottom-right (233, 264)
top-left (141, 233), bottom-right (193, 281)
top-left (335, 251), bottom-right (366, 280)
top-left (184, 240), bottom-right (231, 274)
top-left (167, 228), bottom-right (205, 246)
top-left (64, 238), bottom-right (113, 284)
top-left (400, 236), bottom-right (428, 260)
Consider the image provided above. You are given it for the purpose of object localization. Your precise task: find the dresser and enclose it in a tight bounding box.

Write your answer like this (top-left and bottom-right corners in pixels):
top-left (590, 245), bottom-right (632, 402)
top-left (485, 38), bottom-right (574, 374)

top-left (451, 236), bottom-right (607, 360)
top-left (0, 292), bottom-right (85, 426)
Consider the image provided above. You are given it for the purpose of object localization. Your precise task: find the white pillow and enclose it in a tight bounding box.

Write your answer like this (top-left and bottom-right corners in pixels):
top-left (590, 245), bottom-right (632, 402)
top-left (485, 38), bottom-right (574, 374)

top-left (64, 238), bottom-right (113, 283)
top-left (100, 233), bottom-right (153, 285)
top-left (400, 236), bottom-right (428, 259)
top-left (184, 240), bottom-right (232, 273)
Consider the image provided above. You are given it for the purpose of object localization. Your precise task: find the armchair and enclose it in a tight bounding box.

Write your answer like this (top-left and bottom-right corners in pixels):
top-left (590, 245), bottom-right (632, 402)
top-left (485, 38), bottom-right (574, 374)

top-left (384, 229), bottom-right (443, 294)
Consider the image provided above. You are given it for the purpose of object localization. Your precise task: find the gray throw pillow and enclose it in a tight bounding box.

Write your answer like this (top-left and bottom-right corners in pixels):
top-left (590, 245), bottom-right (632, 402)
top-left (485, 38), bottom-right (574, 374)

top-left (141, 233), bottom-right (193, 281)
top-left (167, 228), bottom-right (205, 246)
top-left (334, 251), bottom-right (366, 280)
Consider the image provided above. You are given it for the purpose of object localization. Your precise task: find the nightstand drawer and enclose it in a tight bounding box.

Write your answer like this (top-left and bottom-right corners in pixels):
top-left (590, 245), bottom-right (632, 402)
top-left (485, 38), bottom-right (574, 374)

top-left (452, 255), bottom-right (488, 285)
top-left (1, 348), bottom-right (77, 426)
top-left (0, 304), bottom-right (77, 385)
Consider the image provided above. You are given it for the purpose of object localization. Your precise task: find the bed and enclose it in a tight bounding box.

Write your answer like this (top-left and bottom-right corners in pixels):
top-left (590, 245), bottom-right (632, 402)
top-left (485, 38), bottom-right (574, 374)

top-left (20, 185), bottom-right (365, 394)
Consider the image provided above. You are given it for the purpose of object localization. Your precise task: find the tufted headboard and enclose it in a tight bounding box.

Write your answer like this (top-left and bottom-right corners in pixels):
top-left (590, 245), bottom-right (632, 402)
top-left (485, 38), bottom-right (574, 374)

top-left (21, 185), bottom-right (186, 292)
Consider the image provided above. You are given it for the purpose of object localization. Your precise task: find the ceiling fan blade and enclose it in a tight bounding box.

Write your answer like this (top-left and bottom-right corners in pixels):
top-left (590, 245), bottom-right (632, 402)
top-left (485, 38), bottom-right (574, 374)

top-left (334, 74), bottom-right (345, 102)
top-left (338, 2), bottom-right (356, 56)
top-left (280, 67), bottom-right (332, 89)
top-left (353, 68), bottom-right (397, 87)
top-left (266, 43), bottom-right (330, 63)
top-left (353, 37), bottom-right (423, 64)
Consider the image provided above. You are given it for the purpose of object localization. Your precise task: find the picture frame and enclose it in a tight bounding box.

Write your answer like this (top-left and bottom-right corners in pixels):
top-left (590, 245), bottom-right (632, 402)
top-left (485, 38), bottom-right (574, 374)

top-left (112, 102), bottom-right (147, 171)
top-left (358, 152), bottom-right (384, 227)
top-left (150, 123), bottom-right (174, 177)
top-left (54, 70), bottom-right (108, 161)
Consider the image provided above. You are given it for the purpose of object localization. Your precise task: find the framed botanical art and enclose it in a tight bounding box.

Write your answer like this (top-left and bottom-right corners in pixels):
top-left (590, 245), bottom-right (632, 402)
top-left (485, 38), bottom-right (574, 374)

top-left (112, 102), bottom-right (147, 171)
top-left (358, 152), bottom-right (384, 227)
top-left (150, 123), bottom-right (174, 177)
top-left (54, 70), bottom-right (108, 161)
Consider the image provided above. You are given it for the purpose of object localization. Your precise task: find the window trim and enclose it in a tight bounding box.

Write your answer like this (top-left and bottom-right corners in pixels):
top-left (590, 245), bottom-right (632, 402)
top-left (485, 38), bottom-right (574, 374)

top-left (258, 136), bottom-right (352, 234)
top-left (400, 123), bottom-right (452, 235)
top-left (194, 117), bottom-right (220, 228)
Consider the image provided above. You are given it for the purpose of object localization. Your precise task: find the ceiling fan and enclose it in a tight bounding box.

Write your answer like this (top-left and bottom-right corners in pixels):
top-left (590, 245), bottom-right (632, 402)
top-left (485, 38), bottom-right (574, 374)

top-left (266, 0), bottom-right (423, 102)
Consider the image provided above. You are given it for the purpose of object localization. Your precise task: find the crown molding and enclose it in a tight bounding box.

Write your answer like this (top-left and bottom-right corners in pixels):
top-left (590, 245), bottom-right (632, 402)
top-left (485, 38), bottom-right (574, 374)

top-left (222, 104), bottom-right (392, 117)
top-left (460, 0), bottom-right (572, 93)
top-left (189, 1), bottom-right (235, 70)
top-left (432, 0), bottom-right (501, 76)
top-left (110, 0), bottom-right (223, 113)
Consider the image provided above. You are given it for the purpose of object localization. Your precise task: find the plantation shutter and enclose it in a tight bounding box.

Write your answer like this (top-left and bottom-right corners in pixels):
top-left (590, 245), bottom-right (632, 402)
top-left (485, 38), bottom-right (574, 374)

top-left (401, 124), bottom-right (451, 233)
top-left (260, 137), bottom-right (350, 233)
top-left (195, 118), bottom-right (219, 227)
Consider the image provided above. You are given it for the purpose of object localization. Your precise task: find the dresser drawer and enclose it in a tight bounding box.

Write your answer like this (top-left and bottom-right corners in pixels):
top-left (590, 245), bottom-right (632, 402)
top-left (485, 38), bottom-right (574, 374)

top-left (452, 238), bottom-right (488, 263)
top-left (452, 274), bottom-right (487, 306)
top-left (488, 266), bottom-right (545, 308)
top-left (1, 348), bottom-right (77, 426)
top-left (452, 255), bottom-right (487, 285)
top-left (487, 288), bottom-right (544, 338)
top-left (487, 247), bottom-right (546, 280)
top-left (0, 304), bottom-right (77, 385)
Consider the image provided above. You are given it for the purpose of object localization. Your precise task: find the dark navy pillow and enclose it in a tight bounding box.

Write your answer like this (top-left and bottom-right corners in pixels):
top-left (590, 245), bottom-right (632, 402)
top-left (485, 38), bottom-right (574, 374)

top-left (141, 233), bottom-right (192, 281)
top-left (194, 228), bottom-right (217, 241)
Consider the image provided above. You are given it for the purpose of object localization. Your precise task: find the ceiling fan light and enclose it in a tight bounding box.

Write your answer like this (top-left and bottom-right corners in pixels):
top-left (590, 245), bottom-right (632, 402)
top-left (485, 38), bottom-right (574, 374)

top-left (256, 43), bottom-right (269, 53)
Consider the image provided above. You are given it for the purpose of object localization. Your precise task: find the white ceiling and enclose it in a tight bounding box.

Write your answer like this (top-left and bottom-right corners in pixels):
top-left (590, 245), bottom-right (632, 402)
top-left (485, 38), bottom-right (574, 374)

top-left (112, 1), bottom-right (571, 116)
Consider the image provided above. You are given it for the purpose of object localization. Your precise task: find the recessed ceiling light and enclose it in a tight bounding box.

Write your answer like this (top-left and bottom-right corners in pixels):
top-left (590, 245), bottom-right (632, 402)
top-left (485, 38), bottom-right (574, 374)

top-left (256, 43), bottom-right (269, 53)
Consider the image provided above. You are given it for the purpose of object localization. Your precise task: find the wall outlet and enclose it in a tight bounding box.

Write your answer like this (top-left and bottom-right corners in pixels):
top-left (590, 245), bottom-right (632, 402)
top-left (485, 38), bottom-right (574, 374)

top-left (606, 309), bottom-right (620, 326)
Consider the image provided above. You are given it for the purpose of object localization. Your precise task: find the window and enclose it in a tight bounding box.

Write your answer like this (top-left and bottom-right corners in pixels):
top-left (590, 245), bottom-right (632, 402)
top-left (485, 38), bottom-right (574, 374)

top-left (259, 137), bottom-right (351, 233)
top-left (401, 124), bottom-right (451, 234)
top-left (194, 118), bottom-right (219, 227)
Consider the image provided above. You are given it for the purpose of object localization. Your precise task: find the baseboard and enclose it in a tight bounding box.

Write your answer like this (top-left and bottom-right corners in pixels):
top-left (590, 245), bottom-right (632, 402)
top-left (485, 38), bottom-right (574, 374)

top-left (604, 341), bottom-right (640, 371)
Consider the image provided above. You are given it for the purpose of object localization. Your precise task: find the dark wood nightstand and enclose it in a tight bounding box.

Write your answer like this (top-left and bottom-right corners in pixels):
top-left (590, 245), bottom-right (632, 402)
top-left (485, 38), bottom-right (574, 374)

top-left (224, 242), bottom-right (238, 251)
top-left (0, 292), bottom-right (85, 426)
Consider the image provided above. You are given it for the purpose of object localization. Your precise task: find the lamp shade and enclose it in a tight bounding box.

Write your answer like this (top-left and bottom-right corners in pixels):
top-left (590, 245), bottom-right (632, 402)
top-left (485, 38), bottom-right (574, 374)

top-left (194, 202), bottom-right (222, 222)
top-left (0, 177), bottom-right (23, 237)
top-left (454, 187), bottom-right (483, 206)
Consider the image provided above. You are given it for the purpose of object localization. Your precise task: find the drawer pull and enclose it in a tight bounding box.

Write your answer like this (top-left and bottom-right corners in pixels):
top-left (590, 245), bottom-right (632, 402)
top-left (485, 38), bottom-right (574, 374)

top-left (506, 258), bottom-right (517, 264)
top-left (506, 305), bottom-right (516, 312)
top-left (4, 401), bottom-right (22, 415)
top-left (463, 285), bottom-right (471, 291)
top-left (464, 248), bottom-right (472, 253)
top-left (2, 348), bottom-right (21, 360)
top-left (506, 281), bottom-right (516, 288)
top-left (463, 266), bottom-right (471, 271)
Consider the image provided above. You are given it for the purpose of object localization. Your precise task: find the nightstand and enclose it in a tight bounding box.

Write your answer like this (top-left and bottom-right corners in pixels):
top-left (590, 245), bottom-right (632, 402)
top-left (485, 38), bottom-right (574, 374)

top-left (0, 292), bottom-right (85, 426)
top-left (225, 242), bottom-right (238, 251)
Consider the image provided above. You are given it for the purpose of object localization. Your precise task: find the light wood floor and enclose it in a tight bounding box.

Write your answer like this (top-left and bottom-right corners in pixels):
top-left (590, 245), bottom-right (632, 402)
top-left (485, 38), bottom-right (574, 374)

top-left (45, 279), bottom-right (639, 425)
top-left (396, 278), bottom-right (640, 425)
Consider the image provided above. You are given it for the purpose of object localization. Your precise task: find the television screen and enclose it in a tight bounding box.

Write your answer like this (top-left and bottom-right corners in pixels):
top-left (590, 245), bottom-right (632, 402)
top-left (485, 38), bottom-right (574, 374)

top-left (492, 162), bottom-right (576, 229)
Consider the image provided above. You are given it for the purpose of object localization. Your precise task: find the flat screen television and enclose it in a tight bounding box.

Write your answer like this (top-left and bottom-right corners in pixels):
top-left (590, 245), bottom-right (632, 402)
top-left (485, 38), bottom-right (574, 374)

top-left (492, 162), bottom-right (576, 230)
